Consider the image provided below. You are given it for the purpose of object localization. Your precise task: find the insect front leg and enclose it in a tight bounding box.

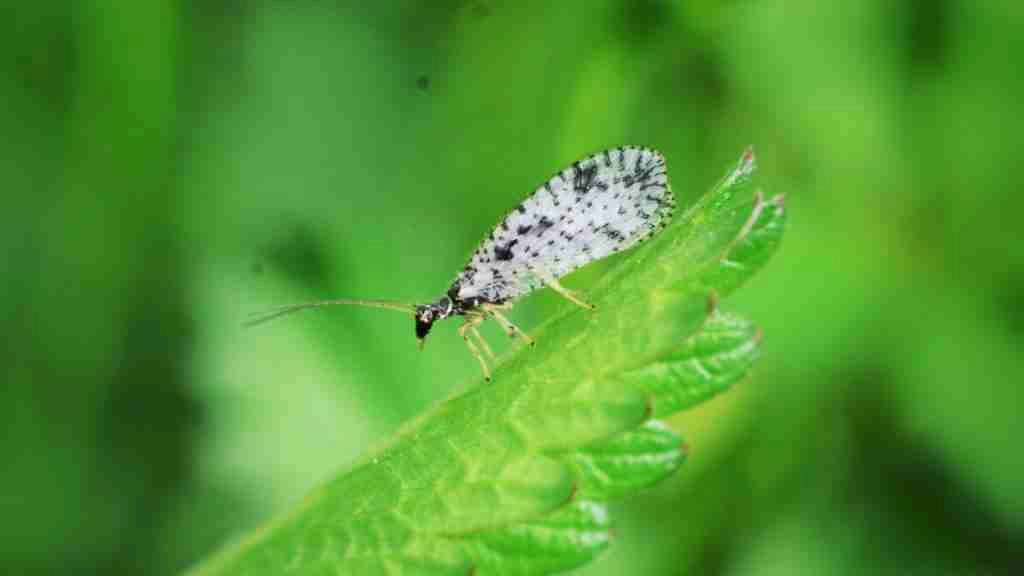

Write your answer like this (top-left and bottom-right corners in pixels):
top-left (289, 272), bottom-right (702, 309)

top-left (458, 314), bottom-right (492, 381)
top-left (532, 266), bottom-right (597, 311)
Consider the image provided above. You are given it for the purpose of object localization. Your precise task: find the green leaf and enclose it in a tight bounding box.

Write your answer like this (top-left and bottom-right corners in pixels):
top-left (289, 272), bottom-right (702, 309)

top-left (561, 420), bottom-right (686, 501)
top-left (187, 149), bottom-right (786, 576)
top-left (461, 500), bottom-right (612, 575)
top-left (621, 311), bottom-right (762, 418)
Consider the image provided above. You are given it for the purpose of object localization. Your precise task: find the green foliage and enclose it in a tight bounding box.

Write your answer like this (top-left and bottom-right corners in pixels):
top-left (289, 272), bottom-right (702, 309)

top-left (5, 2), bottom-right (1022, 574)
top-left (188, 150), bottom-right (786, 575)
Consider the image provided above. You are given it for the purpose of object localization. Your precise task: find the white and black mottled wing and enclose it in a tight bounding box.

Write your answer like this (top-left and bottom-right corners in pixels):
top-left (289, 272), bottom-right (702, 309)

top-left (452, 146), bottom-right (674, 304)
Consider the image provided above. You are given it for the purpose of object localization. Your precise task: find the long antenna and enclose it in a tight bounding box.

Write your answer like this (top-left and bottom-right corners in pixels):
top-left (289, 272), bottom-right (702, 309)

top-left (244, 298), bottom-right (417, 328)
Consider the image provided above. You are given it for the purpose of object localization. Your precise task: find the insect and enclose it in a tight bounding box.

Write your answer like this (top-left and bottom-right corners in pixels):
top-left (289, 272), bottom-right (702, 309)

top-left (247, 146), bottom-right (675, 380)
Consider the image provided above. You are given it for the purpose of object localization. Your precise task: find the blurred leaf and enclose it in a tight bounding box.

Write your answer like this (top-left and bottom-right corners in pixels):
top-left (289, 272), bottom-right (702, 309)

top-left (187, 149), bottom-right (785, 575)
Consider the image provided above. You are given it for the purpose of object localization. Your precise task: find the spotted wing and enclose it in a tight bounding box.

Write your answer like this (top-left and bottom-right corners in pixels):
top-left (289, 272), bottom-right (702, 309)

top-left (453, 146), bottom-right (674, 304)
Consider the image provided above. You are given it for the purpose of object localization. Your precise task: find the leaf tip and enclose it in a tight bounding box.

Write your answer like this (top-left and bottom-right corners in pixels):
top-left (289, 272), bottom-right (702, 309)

top-left (740, 146), bottom-right (757, 174)
top-left (643, 394), bottom-right (655, 421)
top-left (721, 147), bottom-right (758, 191)
top-left (707, 290), bottom-right (720, 316)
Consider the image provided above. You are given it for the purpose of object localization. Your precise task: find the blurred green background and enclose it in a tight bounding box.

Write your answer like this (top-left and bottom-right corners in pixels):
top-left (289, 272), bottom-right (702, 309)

top-left (3, 1), bottom-right (1022, 574)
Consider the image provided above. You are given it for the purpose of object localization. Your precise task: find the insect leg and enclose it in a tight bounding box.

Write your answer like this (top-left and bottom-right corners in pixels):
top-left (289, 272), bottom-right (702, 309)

top-left (458, 317), bottom-right (492, 381)
top-left (482, 304), bottom-right (535, 347)
top-left (533, 266), bottom-right (597, 311)
top-left (468, 324), bottom-right (496, 360)
top-left (478, 303), bottom-right (514, 338)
